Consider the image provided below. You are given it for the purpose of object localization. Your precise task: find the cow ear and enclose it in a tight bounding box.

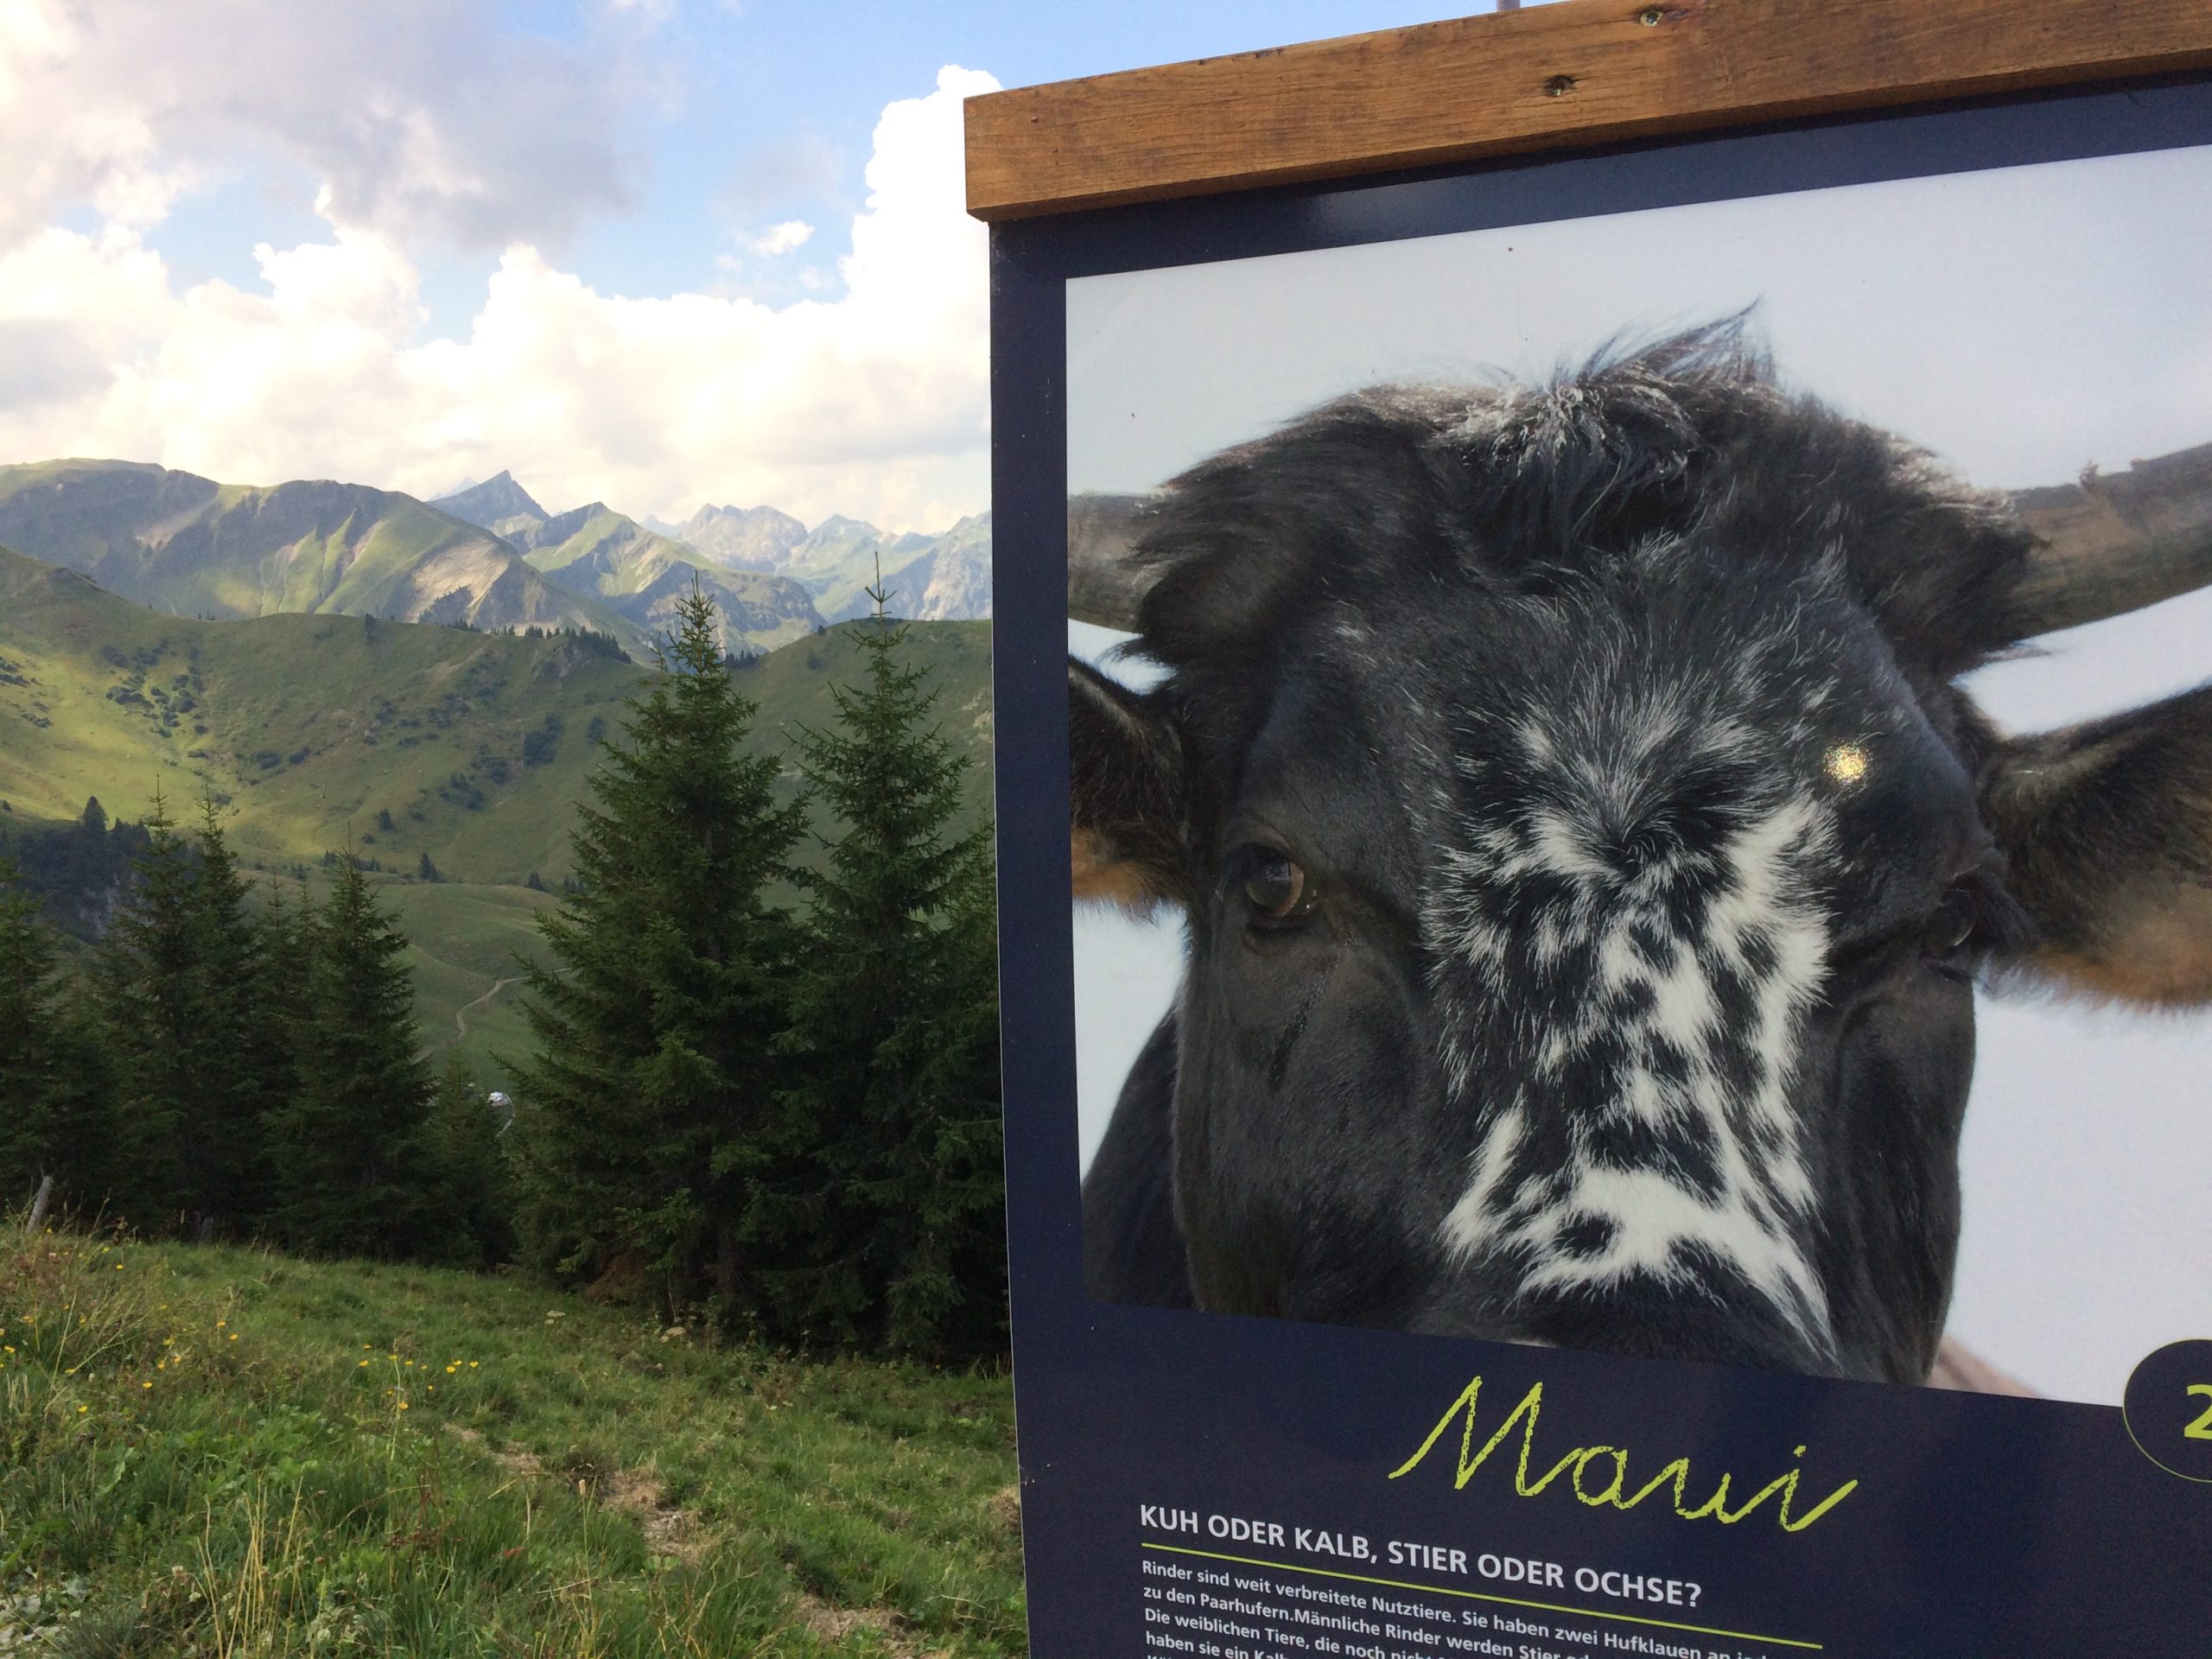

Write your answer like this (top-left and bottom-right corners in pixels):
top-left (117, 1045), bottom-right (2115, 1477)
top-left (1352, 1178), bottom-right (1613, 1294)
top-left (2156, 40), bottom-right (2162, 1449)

top-left (1070, 658), bottom-right (1189, 912)
top-left (1980, 684), bottom-right (2212, 1004)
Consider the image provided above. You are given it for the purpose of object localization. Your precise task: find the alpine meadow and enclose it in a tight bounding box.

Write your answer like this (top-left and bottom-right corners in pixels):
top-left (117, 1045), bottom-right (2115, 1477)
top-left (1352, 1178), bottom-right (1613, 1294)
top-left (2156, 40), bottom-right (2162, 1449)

top-left (1, 511), bottom-right (1012, 1651)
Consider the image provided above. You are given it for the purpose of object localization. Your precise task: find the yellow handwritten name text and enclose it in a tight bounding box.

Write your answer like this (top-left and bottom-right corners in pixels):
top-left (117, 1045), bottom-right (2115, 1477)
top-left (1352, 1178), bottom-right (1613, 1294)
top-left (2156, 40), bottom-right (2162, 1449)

top-left (1388, 1374), bottom-right (1858, 1534)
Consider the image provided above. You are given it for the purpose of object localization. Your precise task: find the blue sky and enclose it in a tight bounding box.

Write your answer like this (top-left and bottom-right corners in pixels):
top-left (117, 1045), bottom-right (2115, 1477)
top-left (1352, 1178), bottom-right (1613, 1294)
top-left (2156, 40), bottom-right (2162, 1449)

top-left (149, 2), bottom-right (1507, 330)
top-left (505, 1), bottom-right (1514, 329)
top-left (0, 1), bottom-right (1516, 531)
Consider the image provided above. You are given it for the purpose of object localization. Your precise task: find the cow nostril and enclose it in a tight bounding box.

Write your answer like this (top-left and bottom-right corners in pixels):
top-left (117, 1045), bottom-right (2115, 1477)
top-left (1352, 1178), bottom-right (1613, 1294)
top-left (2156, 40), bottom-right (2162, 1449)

top-left (1923, 885), bottom-right (1978, 955)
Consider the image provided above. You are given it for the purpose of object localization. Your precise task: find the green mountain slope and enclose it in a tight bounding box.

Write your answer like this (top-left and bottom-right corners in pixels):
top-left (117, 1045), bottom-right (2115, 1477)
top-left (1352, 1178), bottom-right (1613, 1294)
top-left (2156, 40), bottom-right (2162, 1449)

top-left (0, 543), bottom-right (641, 880)
top-left (0, 541), bottom-right (993, 874)
top-left (518, 503), bottom-right (824, 655)
top-left (0, 544), bottom-right (993, 1082)
top-left (0, 459), bottom-right (649, 656)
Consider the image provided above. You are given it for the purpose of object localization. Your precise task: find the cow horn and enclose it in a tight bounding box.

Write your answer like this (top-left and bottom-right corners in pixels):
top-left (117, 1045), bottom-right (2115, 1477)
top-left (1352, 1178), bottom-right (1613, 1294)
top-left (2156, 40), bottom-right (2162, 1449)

top-left (1068, 443), bottom-right (2212, 637)
top-left (1068, 493), bottom-right (1163, 632)
top-left (2010, 440), bottom-right (2212, 635)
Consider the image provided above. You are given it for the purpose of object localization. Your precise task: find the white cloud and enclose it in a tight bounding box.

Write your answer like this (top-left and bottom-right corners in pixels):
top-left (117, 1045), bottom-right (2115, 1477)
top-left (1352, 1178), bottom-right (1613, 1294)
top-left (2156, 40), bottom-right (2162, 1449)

top-left (746, 219), bottom-right (815, 257)
top-left (0, 65), bottom-right (997, 532)
top-left (0, 0), bottom-right (640, 256)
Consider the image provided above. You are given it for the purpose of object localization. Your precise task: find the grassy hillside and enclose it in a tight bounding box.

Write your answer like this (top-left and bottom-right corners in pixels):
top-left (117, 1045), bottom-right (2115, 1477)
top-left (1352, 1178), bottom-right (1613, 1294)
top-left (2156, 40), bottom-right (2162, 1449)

top-left (0, 546), bottom-right (992, 873)
top-left (0, 546), bottom-right (994, 1085)
top-left (0, 545), bottom-right (644, 883)
top-left (0, 1224), bottom-right (1022, 1656)
top-left (734, 613), bottom-right (996, 828)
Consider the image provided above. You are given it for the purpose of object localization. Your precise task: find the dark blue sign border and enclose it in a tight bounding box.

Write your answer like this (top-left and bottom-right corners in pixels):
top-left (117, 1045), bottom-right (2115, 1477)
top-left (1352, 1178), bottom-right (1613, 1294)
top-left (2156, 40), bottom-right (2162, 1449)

top-left (991, 75), bottom-right (2212, 1657)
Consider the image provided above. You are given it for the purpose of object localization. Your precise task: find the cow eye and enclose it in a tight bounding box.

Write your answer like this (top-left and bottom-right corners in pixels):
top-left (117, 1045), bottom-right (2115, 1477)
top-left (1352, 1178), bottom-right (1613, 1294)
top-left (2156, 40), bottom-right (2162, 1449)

top-left (1923, 884), bottom-right (1978, 957)
top-left (1230, 844), bottom-right (1317, 925)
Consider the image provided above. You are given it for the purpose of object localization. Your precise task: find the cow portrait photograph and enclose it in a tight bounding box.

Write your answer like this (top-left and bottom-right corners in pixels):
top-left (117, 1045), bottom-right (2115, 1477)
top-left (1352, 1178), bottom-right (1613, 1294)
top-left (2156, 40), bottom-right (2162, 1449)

top-left (1062, 140), bottom-right (2212, 1404)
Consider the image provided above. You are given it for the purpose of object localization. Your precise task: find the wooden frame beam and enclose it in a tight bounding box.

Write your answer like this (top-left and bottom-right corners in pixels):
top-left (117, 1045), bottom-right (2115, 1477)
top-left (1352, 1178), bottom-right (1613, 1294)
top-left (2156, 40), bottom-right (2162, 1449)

top-left (965, 0), bottom-right (2212, 221)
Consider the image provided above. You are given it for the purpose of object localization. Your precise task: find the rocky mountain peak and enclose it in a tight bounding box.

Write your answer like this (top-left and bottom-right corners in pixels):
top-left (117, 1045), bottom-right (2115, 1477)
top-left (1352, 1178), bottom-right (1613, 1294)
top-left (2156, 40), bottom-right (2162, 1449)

top-left (678, 502), bottom-right (808, 571)
top-left (430, 471), bottom-right (550, 535)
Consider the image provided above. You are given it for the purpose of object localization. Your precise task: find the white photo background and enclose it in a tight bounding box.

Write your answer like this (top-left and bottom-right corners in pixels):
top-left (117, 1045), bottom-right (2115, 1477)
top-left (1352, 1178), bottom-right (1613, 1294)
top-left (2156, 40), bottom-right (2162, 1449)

top-left (1065, 143), bottom-right (2212, 1408)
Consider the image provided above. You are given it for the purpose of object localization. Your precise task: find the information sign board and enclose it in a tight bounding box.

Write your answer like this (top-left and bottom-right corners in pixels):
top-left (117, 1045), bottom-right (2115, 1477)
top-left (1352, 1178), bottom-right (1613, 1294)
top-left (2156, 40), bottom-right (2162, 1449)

top-left (974, 8), bottom-right (2212, 1652)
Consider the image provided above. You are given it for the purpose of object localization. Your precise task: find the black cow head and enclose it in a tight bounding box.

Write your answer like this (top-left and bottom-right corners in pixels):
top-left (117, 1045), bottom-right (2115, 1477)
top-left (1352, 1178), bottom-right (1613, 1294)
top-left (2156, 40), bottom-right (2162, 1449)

top-left (1070, 327), bottom-right (2212, 1383)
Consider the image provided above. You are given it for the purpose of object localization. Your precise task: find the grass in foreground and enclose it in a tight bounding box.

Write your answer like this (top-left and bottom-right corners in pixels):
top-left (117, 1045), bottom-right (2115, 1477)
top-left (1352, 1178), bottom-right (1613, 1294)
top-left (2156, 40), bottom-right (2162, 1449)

top-left (0, 1225), bottom-right (1022, 1656)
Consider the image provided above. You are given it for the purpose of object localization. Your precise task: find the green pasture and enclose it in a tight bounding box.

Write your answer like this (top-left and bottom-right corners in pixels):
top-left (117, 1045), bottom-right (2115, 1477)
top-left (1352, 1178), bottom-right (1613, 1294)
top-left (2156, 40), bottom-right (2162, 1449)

top-left (0, 1226), bottom-right (1024, 1656)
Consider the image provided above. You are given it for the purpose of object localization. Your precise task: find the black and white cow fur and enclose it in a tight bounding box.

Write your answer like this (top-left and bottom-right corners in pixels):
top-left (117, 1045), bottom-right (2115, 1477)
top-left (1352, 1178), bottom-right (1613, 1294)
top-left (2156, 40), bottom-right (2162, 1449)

top-left (1071, 326), bottom-right (2212, 1385)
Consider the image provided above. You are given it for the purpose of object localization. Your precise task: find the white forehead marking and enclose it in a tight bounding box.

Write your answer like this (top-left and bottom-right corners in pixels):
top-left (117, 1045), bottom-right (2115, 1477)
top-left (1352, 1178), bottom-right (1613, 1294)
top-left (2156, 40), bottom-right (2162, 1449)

top-left (1427, 704), bottom-right (1839, 1351)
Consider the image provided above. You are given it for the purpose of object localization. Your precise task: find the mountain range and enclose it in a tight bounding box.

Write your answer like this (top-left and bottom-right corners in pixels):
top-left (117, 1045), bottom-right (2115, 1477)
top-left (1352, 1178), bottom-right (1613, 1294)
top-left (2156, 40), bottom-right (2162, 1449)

top-left (0, 461), bottom-right (992, 664)
top-left (657, 498), bottom-right (988, 624)
top-left (0, 459), bottom-right (648, 651)
top-left (431, 471), bottom-right (991, 636)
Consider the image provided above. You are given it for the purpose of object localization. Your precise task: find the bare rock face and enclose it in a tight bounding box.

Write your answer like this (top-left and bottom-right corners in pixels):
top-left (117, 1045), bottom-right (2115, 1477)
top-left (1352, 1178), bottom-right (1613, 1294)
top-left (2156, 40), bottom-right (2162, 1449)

top-left (677, 502), bottom-right (808, 571)
top-left (429, 471), bottom-right (550, 543)
top-left (915, 512), bottom-right (991, 621)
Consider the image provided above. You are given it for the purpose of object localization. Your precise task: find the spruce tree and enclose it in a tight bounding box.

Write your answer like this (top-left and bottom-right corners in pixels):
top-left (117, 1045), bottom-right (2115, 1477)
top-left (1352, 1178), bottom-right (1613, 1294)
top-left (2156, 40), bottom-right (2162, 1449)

top-left (92, 793), bottom-right (201, 1228)
top-left (0, 856), bottom-right (62, 1183)
top-left (187, 798), bottom-right (278, 1227)
top-left (0, 857), bottom-right (118, 1215)
top-left (86, 794), bottom-right (276, 1234)
top-left (512, 583), bottom-right (803, 1317)
top-left (2, 857), bottom-right (69, 1205)
top-left (254, 883), bottom-right (311, 1055)
top-left (761, 588), bottom-right (1006, 1355)
top-left (264, 855), bottom-right (431, 1256)
top-left (419, 1055), bottom-right (513, 1268)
